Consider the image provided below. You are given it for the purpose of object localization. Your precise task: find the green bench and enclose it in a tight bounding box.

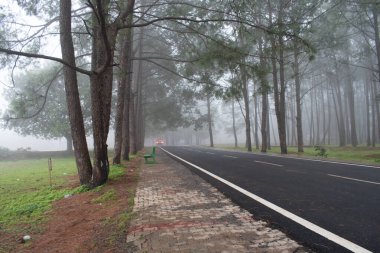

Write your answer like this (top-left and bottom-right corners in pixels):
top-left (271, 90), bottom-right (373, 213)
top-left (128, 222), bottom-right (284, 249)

top-left (144, 146), bottom-right (156, 163)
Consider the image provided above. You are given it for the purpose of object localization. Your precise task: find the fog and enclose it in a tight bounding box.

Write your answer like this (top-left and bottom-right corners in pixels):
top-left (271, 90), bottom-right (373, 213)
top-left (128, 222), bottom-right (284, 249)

top-left (0, 129), bottom-right (65, 151)
top-left (1, 0), bottom-right (380, 159)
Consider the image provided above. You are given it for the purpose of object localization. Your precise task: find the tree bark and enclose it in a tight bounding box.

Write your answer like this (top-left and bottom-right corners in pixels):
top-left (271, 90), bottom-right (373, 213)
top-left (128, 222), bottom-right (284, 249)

top-left (309, 91), bottom-right (314, 145)
top-left (90, 3), bottom-right (118, 186)
top-left (113, 29), bottom-right (132, 164)
top-left (269, 0), bottom-right (287, 154)
top-left (333, 61), bottom-right (346, 146)
top-left (315, 83), bottom-right (320, 144)
top-left (259, 39), bottom-right (268, 152)
top-left (122, 34), bottom-right (134, 160)
top-left (113, 0), bottom-right (135, 163)
top-left (261, 91), bottom-right (268, 153)
top-left (59, 0), bottom-right (92, 185)
top-left (237, 26), bottom-right (252, 152)
top-left (267, 98), bottom-right (271, 150)
top-left (345, 59), bottom-right (358, 147)
top-left (135, 26), bottom-right (145, 151)
top-left (207, 93), bottom-right (214, 147)
top-left (278, 33), bottom-right (287, 152)
top-left (241, 65), bottom-right (252, 152)
top-left (232, 101), bottom-right (238, 148)
top-left (372, 4), bottom-right (380, 85)
top-left (371, 78), bottom-right (377, 147)
top-left (65, 134), bottom-right (73, 153)
top-left (253, 92), bottom-right (259, 150)
top-left (365, 75), bottom-right (371, 146)
top-left (129, 91), bottom-right (137, 154)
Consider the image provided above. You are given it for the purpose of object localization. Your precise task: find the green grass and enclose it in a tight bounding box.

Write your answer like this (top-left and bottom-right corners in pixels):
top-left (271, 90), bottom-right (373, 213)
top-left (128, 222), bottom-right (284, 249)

top-left (0, 157), bottom-right (129, 232)
top-left (216, 145), bottom-right (380, 165)
top-left (108, 164), bottom-right (126, 180)
top-left (0, 158), bottom-right (79, 229)
top-left (93, 189), bottom-right (117, 204)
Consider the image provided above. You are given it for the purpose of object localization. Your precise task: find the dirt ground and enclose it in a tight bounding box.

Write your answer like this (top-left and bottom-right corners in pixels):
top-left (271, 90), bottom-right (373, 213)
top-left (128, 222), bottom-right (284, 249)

top-left (0, 158), bottom-right (140, 253)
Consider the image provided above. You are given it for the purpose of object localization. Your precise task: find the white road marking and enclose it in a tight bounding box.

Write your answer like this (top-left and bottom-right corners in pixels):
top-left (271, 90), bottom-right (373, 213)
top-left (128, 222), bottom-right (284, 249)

top-left (206, 152), bottom-right (215, 155)
top-left (160, 147), bottom-right (373, 253)
top-left (328, 174), bottom-right (380, 185)
top-left (255, 152), bottom-right (380, 169)
top-left (209, 147), bottom-right (380, 169)
top-left (255, 160), bottom-right (283, 167)
top-left (224, 155), bottom-right (238, 159)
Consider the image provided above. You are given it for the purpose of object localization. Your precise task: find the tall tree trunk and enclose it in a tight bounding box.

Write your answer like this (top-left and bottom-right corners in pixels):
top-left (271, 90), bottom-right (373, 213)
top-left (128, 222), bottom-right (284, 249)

top-left (259, 39), bottom-right (268, 152)
top-left (372, 4), bottom-right (380, 85)
top-left (207, 93), bottom-right (214, 147)
top-left (345, 60), bottom-right (358, 147)
top-left (321, 89), bottom-right (326, 144)
top-left (365, 76), bottom-right (371, 146)
top-left (294, 41), bottom-right (304, 152)
top-left (373, 5), bottom-right (380, 139)
top-left (59, 0), bottom-right (92, 185)
top-left (237, 26), bottom-right (252, 152)
top-left (373, 79), bottom-right (380, 140)
top-left (65, 134), bottom-right (73, 153)
top-left (232, 101), bottom-right (238, 148)
top-left (119, 0), bottom-right (136, 161)
top-left (90, 74), bottom-right (110, 186)
top-left (90, 4), bottom-right (118, 186)
top-left (371, 78), bottom-right (377, 147)
top-left (327, 90), bottom-right (332, 145)
top-left (309, 90), bottom-right (314, 145)
top-left (315, 84), bottom-right (320, 144)
top-left (277, 3), bottom-right (287, 154)
top-left (269, 0), bottom-right (287, 154)
top-left (129, 91), bottom-right (137, 154)
top-left (290, 95), bottom-right (297, 146)
top-left (241, 67), bottom-right (252, 152)
top-left (122, 33), bottom-right (134, 160)
top-left (334, 61), bottom-right (346, 146)
top-left (135, 26), bottom-right (145, 151)
top-left (261, 91), bottom-right (268, 153)
top-left (113, 21), bottom-right (133, 164)
top-left (254, 93), bottom-right (259, 150)
top-left (267, 98), bottom-right (271, 150)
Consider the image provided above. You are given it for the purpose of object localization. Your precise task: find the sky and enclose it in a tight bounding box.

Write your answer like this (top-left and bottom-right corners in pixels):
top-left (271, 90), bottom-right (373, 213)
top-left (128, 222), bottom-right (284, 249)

top-left (0, 2), bottom-right (65, 151)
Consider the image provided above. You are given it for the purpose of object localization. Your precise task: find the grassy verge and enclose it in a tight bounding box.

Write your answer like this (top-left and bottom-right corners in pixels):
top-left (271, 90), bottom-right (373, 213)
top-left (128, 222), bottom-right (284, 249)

top-left (0, 156), bottom-right (137, 232)
top-left (0, 158), bottom-right (78, 231)
top-left (216, 145), bottom-right (380, 165)
top-left (97, 159), bottom-right (140, 250)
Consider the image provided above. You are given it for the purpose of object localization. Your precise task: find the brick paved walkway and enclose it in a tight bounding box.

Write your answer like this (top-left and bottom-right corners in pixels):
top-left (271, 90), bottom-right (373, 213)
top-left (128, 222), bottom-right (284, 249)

top-left (126, 149), bottom-right (311, 253)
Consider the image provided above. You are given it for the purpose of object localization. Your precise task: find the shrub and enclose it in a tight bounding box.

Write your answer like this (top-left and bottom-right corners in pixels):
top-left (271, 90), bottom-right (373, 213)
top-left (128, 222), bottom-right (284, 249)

top-left (314, 145), bottom-right (328, 158)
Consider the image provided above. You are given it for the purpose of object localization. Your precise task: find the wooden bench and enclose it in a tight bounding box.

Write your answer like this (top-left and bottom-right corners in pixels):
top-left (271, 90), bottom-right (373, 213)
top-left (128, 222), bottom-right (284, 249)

top-left (144, 146), bottom-right (156, 163)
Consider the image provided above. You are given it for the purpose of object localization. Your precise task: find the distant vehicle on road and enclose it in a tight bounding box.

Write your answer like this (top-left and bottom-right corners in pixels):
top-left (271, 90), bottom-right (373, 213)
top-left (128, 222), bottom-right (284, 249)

top-left (155, 138), bottom-right (165, 146)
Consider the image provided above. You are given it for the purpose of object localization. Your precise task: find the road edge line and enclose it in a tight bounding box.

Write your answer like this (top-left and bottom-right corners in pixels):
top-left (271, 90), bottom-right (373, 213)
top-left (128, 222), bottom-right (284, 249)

top-left (328, 174), bottom-right (380, 185)
top-left (161, 147), bottom-right (372, 253)
top-left (207, 146), bottom-right (380, 169)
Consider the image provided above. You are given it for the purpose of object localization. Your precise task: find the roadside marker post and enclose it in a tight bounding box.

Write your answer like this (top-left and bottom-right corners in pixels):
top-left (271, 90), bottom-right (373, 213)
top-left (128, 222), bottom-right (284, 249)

top-left (48, 158), bottom-right (52, 187)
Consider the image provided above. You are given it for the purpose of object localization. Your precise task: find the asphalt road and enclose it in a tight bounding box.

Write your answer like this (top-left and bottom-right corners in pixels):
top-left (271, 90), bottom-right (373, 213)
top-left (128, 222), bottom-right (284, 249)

top-left (160, 146), bottom-right (380, 253)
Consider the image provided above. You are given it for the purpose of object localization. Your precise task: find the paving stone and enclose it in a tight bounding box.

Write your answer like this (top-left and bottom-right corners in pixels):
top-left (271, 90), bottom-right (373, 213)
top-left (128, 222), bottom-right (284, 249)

top-left (126, 150), bottom-right (313, 253)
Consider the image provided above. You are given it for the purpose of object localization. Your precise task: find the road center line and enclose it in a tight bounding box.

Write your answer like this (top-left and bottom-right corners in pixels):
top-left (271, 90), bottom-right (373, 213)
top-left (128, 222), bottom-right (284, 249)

top-left (160, 147), bottom-right (372, 253)
top-left (255, 160), bottom-right (283, 167)
top-left (328, 174), bottom-right (380, 185)
top-left (224, 155), bottom-right (238, 158)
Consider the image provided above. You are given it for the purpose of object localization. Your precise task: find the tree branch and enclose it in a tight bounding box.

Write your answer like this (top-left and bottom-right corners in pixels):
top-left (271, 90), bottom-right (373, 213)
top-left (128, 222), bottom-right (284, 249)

top-left (0, 47), bottom-right (92, 76)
